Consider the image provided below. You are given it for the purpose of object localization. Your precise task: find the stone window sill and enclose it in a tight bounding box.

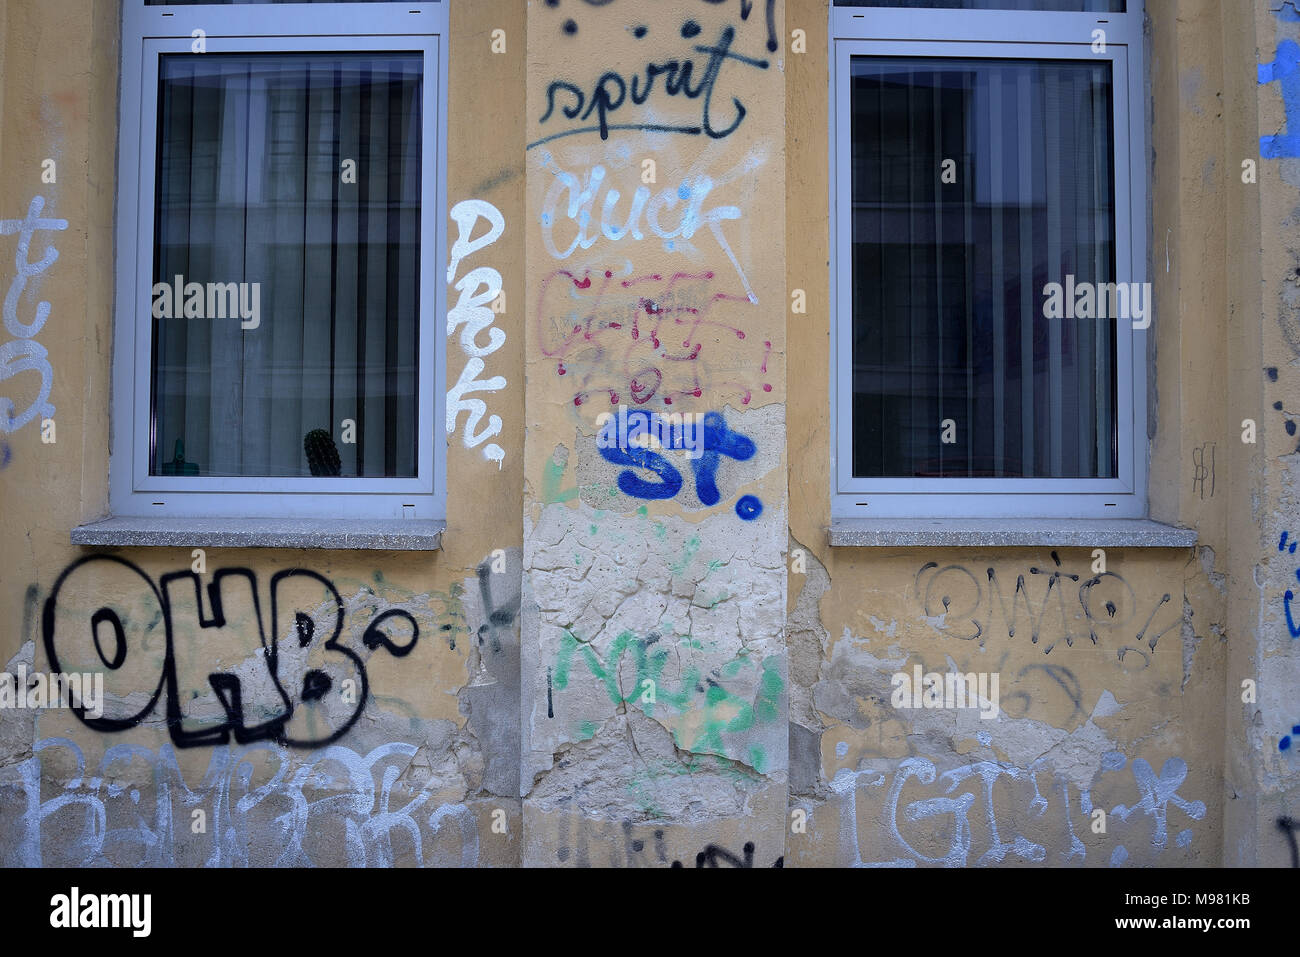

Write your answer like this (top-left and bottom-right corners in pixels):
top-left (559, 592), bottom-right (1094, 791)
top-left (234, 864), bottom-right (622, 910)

top-left (827, 518), bottom-right (1197, 548)
top-left (70, 517), bottom-right (444, 551)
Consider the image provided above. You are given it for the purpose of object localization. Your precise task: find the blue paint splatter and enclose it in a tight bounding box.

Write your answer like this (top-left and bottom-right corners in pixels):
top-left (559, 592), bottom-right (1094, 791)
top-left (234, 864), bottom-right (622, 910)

top-left (1259, 39), bottom-right (1300, 157)
top-left (1278, 1), bottom-right (1300, 22)
top-left (976, 730), bottom-right (991, 747)
top-left (735, 494), bottom-right (763, 521)
top-left (1284, 587), bottom-right (1300, 637)
top-left (677, 181), bottom-right (692, 200)
top-left (1109, 845), bottom-right (1129, 867)
top-left (835, 741), bottom-right (848, 758)
top-left (1176, 829), bottom-right (1193, 848)
top-left (1281, 734), bottom-right (1292, 751)
top-left (1100, 750), bottom-right (1127, 772)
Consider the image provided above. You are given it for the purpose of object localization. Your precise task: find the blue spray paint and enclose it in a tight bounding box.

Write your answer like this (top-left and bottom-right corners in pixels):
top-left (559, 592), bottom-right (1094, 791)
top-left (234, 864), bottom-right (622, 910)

top-left (1285, 570), bottom-right (1300, 638)
top-left (1259, 39), bottom-right (1300, 158)
top-left (597, 409), bottom-right (762, 516)
top-left (599, 442), bottom-right (685, 499)
top-left (691, 412), bottom-right (756, 505)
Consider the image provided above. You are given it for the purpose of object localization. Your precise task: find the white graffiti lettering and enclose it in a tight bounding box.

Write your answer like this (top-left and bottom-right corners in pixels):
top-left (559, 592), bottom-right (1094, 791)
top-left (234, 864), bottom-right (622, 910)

top-left (447, 199), bottom-right (507, 468)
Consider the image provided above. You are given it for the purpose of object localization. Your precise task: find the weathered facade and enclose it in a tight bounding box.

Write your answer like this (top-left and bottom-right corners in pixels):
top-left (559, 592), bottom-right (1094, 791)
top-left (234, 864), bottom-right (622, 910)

top-left (0, 0), bottom-right (1296, 868)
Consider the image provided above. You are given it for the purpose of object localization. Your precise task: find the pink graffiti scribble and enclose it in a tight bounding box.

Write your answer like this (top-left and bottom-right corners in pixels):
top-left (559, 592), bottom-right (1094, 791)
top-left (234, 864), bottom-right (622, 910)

top-left (535, 268), bottom-right (767, 407)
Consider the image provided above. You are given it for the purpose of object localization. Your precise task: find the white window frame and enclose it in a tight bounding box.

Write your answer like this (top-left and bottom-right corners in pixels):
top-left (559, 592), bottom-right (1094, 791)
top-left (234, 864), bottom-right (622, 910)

top-left (111, 1), bottom-right (448, 520)
top-left (829, 2), bottom-right (1148, 520)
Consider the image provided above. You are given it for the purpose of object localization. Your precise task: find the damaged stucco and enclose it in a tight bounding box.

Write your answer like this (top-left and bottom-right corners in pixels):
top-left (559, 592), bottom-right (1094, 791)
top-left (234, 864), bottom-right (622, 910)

top-left (0, 0), bottom-right (1295, 869)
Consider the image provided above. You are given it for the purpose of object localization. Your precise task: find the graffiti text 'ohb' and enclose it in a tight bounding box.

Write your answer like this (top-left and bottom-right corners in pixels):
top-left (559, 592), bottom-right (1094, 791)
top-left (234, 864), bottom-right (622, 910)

top-left (43, 555), bottom-right (419, 749)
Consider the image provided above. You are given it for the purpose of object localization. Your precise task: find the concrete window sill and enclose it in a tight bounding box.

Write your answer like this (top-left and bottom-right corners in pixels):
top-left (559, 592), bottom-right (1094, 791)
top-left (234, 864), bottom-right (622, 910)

top-left (827, 518), bottom-right (1197, 548)
top-left (70, 517), bottom-right (445, 551)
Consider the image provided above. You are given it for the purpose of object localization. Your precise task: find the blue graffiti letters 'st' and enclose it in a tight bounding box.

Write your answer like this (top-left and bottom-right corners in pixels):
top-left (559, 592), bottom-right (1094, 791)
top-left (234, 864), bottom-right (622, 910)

top-left (600, 442), bottom-right (685, 499)
top-left (598, 410), bottom-right (756, 504)
top-left (691, 412), bottom-right (756, 505)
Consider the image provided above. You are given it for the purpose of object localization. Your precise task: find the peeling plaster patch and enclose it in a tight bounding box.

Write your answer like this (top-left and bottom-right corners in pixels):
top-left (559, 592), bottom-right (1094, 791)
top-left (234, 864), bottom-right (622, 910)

top-left (789, 722), bottom-right (821, 796)
top-left (869, 615), bottom-right (897, 638)
top-left (786, 533), bottom-right (830, 730)
top-left (1198, 546), bottom-right (1226, 596)
top-left (1180, 597), bottom-right (1202, 693)
top-left (0, 642), bottom-right (37, 766)
top-left (812, 636), bottom-right (909, 732)
top-left (526, 711), bottom-right (760, 822)
top-left (1282, 269), bottom-right (1300, 356)
top-left (813, 633), bottom-right (1137, 794)
top-left (524, 498), bottom-right (787, 792)
top-left (1093, 689), bottom-right (1124, 719)
top-left (459, 548), bottom-right (523, 797)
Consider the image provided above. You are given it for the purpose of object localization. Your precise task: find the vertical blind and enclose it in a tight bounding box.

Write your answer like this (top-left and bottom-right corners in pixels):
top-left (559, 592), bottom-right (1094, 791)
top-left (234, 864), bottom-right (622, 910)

top-left (850, 57), bottom-right (1117, 479)
top-left (151, 52), bottom-right (422, 479)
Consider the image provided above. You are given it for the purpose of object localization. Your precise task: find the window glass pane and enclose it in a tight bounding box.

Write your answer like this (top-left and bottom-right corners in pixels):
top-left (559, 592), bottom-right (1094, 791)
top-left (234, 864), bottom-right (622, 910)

top-left (849, 56), bottom-right (1116, 479)
top-left (151, 52), bottom-right (422, 479)
top-left (835, 1), bottom-right (1123, 10)
top-left (146, 1), bottom-right (395, 5)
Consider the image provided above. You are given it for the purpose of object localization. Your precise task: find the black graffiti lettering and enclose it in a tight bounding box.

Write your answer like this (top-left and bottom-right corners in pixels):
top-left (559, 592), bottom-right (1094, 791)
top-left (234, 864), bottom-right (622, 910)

top-left (915, 560), bottom-right (1180, 659)
top-left (670, 841), bottom-right (783, 867)
top-left (581, 71), bottom-right (627, 139)
top-left (299, 669), bottom-right (333, 702)
top-left (43, 555), bottom-right (166, 733)
top-left (160, 567), bottom-right (288, 747)
top-left (701, 0), bottom-right (778, 52)
top-left (1279, 816), bottom-right (1300, 868)
top-left (42, 555), bottom-right (418, 749)
top-left (530, 24), bottom-right (768, 148)
top-left (695, 27), bottom-right (768, 138)
top-left (475, 552), bottom-right (520, 655)
top-left (362, 608), bottom-right (421, 658)
top-left (629, 64), bottom-right (664, 105)
top-left (540, 80), bottom-right (587, 124)
top-left (90, 607), bottom-right (127, 669)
